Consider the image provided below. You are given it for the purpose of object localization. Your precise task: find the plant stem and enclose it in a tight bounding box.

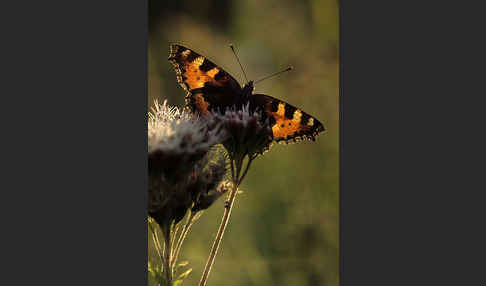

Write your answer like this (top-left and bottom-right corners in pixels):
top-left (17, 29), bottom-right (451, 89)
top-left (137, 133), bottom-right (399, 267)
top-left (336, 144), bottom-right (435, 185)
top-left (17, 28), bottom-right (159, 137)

top-left (149, 220), bottom-right (164, 263)
top-left (238, 156), bottom-right (254, 185)
top-left (163, 227), bottom-right (172, 285)
top-left (171, 212), bottom-right (197, 271)
top-left (199, 154), bottom-right (254, 286)
top-left (170, 223), bottom-right (180, 256)
top-left (199, 181), bottom-right (239, 286)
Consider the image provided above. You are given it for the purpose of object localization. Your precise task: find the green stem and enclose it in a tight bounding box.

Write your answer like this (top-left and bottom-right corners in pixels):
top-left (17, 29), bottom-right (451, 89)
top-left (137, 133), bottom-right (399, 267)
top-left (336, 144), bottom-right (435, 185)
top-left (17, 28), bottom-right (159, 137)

top-left (171, 212), bottom-right (197, 272)
top-left (199, 181), bottom-right (239, 286)
top-left (163, 230), bottom-right (172, 285)
top-left (238, 156), bottom-right (254, 186)
top-left (199, 154), bottom-right (253, 286)
top-left (149, 220), bottom-right (163, 264)
top-left (170, 223), bottom-right (180, 257)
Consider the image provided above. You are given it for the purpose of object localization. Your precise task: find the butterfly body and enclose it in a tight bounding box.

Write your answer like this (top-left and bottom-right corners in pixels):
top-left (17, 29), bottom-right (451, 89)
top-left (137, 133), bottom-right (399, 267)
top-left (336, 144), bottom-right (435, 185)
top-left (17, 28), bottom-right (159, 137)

top-left (168, 44), bottom-right (325, 143)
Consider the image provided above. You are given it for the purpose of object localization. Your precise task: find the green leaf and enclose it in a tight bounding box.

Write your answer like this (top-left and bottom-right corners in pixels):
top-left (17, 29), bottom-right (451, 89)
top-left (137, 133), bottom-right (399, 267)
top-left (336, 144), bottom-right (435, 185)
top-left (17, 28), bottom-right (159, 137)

top-left (177, 268), bottom-right (192, 280)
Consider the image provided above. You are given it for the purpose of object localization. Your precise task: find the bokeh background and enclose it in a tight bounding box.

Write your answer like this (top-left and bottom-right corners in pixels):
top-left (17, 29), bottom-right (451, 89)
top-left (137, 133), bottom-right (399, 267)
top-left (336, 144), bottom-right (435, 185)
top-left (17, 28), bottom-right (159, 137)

top-left (148, 0), bottom-right (339, 285)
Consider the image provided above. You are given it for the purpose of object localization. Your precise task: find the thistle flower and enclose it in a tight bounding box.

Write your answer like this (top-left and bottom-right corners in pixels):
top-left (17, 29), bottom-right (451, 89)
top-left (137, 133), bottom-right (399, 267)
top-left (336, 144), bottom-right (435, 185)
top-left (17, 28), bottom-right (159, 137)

top-left (147, 100), bottom-right (229, 285)
top-left (215, 103), bottom-right (273, 163)
top-left (148, 100), bottom-right (225, 183)
top-left (148, 100), bottom-right (228, 224)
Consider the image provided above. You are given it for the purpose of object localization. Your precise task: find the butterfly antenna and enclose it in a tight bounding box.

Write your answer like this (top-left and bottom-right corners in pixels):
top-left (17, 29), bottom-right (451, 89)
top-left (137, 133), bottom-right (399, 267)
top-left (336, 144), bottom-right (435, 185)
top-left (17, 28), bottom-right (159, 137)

top-left (229, 44), bottom-right (249, 83)
top-left (254, 66), bottom-right (293, 84)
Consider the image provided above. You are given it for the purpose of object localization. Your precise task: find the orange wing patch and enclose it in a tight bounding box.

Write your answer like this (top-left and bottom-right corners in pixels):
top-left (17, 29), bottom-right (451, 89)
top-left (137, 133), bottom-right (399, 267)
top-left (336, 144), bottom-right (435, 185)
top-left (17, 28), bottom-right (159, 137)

top-left (264, 100), bottom-right (325, 143)
top-left (169, 44), bottom-right (233, 91)
top-left (183, 58), bottom-right (226, 90)
top-left (270, 103), bottom-right (310, 140)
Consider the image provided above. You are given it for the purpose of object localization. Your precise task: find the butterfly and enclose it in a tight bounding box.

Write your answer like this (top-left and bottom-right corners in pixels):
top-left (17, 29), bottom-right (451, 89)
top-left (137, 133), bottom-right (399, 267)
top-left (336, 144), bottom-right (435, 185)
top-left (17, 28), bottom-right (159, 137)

top-left (168, 44), bottom-right (325, 144)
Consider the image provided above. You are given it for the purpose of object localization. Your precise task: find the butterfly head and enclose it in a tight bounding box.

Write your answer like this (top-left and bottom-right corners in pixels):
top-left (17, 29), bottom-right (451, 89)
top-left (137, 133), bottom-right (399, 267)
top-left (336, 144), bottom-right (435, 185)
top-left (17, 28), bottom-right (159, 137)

top-left (242, 80), bottom-right (254, 96)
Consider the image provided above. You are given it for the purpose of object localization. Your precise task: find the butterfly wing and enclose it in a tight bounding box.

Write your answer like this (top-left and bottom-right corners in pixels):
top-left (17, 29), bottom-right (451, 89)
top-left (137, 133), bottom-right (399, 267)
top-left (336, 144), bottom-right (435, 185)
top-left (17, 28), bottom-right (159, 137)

top-left (169, 44), bottom-right (242, 114)
top-left (250, 94), bottom-right (325, 143)
top-left (168, 45), bottom-right (325, 143)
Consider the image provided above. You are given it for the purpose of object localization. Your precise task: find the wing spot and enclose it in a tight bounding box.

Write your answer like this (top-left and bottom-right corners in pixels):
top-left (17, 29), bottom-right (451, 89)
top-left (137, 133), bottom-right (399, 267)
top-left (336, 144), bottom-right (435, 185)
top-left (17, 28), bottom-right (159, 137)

top-left (193, 56), bottom-right (205, 67)
top-left (277, 103), bottom-right (286, 117)
top-left (207, 67), bottom-right (220, 78)
top-left (181, 50), bottom-right (191, 58)
top-left (293, 109), bottom-right (303, 122)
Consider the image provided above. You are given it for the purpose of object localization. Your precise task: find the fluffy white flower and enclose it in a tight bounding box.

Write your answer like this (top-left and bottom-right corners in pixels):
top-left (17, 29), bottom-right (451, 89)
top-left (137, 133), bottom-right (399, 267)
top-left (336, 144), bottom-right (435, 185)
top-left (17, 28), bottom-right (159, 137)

top-left (148, 100), bottom-right (225, 155)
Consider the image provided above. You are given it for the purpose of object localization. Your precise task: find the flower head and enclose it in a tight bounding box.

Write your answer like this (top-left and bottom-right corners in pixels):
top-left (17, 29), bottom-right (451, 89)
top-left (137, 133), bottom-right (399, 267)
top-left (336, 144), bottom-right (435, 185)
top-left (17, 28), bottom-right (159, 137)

top-left (148, 100), bottom-right (228, 228)
top-left (148, 100), bottom-right (226, 182)
top-left (215, 103), bottom-right (273, 161)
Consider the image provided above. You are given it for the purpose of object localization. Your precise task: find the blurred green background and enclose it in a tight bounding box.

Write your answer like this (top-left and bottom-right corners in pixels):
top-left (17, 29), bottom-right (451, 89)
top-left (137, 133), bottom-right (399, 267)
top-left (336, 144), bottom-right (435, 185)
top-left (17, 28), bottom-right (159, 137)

top-left (148, 0), bottom-right (338, 285)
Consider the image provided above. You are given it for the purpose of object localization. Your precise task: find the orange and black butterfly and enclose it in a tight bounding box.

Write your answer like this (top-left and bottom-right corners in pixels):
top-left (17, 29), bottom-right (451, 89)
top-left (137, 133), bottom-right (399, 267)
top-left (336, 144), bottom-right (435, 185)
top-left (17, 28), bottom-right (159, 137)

top-left (168, 44), bottom-right (325, 143)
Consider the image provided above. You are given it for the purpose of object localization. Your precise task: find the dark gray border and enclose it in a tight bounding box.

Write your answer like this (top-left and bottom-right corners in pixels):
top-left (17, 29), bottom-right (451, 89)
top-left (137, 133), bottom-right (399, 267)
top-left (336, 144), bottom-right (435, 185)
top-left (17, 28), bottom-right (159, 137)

top-left (341, 1), bottom-right (486, 285)
top-left (1, 0), bottom-right (147, 284)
